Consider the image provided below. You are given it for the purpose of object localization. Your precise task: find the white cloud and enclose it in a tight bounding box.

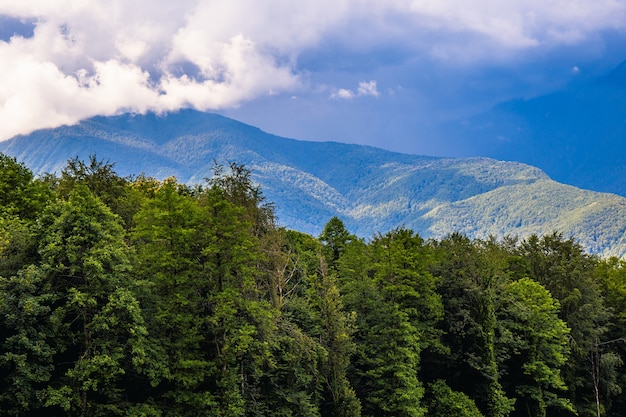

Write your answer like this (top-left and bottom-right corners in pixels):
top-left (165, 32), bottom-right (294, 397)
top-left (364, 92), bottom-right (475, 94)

top-left (357, 81), bottom-right (380, 98)
top-left (332, 81), bottom-right (380, 100)
top-left (332, 89), bottom-right (355, 100)
top-left (0, 0), bottom-right (625, 140)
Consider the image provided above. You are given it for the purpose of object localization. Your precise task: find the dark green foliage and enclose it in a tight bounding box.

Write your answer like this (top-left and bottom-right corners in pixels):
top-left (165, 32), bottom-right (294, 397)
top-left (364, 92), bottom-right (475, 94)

top-left (0, 216), bottom-right (37, 279)
top-left (56, 155), bottom-right (139, 227)
top-left (131, 178), bottom-right (213, 415)
top-left (207, 161), bottom-right (275, 237)
top-left (369, 228), bottom-right (442, 350)
top-left (353, 300), bottom-right (425, 417)
top-left (0, 265), bottom-right (56, 416)
top-left (586, 258), bottom-right (626, 417)
top-left (430, 234), bottom-right (514, 417)
top-left (425, 380), bottom-right (484, 417)
top-left (319, 216), bottom-right (355, 267)
top-left (307, 261), bottom-right (360, 417)
top-left (336, 227), bottom-right (430, 417)
top-left (2, 155), bottom-right (626, 417)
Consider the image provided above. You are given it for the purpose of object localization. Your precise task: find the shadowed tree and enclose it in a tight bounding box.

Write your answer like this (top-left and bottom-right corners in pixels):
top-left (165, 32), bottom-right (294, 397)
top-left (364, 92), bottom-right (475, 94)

top-left (0, 265), bottom-right (56, 417)
top-left (430, 234), bottom-right (514, 417)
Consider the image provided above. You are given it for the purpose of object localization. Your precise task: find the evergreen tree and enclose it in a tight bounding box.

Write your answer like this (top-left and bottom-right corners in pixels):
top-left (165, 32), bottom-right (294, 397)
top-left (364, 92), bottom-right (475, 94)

top-left (319, 217), bottom-right (355, 268)
top-left (369, 227), bottom-right (443, 351)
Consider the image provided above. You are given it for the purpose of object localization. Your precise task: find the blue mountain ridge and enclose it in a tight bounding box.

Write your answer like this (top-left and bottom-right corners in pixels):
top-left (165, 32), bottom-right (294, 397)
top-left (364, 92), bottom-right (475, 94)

top-left (443, 59), bottom-right (626, 196)
top-left (2, 109), bottom-right (626, 258)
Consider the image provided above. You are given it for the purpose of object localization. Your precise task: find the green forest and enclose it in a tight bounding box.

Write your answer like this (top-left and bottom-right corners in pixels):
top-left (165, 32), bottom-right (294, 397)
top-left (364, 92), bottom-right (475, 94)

top-left (1, 153), bottom-right (626, 417)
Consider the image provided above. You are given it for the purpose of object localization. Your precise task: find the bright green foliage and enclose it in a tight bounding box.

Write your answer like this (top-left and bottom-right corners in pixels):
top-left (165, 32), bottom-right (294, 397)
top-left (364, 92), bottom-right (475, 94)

top-left (132, 178), bottom-right (214, 415)
top-left (519, 234), bottom-right (603, 350)
top-left (36, 186), bottom-right (149, 416)
top-left (499, 278), bottom-right (573, 417)
top-left (518, 233), bottom-right (611, 416)
top-left (369, 228), bottom-right (442, 350)
top-left (0, 153), bottom-right (49, 219)
top-left (425, 380), bottom-right (484, 417)
top-left (335, 236), bottom-right (370, 298)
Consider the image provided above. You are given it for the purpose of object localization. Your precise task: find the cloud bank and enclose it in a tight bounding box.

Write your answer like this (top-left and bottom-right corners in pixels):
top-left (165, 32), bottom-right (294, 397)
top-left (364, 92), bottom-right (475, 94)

top-left (0, 0), bottom-right (625, 140)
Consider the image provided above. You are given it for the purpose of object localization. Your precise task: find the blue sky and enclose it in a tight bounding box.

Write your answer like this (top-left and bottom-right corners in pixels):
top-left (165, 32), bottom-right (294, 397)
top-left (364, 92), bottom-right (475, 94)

top-left (1, 1), bottom-right (625, 156)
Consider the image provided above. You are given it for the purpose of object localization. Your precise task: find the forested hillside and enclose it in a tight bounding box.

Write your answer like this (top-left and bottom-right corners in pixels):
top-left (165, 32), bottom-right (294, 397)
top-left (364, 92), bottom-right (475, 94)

top-left (4, 110), bottom-right (626, 258)
top-left (2, 153), bottom-right (626, 417)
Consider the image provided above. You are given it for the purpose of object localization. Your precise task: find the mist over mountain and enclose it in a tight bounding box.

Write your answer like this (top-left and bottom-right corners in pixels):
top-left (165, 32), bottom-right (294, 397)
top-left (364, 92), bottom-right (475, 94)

top-left (2, 109), bottom-right (626, 258)
top-left (444, 60), bottom-right (626, 196)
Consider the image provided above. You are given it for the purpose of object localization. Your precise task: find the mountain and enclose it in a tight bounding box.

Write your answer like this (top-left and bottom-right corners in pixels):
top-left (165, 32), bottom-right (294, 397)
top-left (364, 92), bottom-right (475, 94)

top-left (2, 109), bottom-right (626, 258)
top-left (444, 60), bottom-right (626, 196)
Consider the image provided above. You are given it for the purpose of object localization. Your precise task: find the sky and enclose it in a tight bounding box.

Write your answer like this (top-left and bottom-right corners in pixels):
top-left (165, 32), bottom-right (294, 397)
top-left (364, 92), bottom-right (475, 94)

top-left (1, 0), bottom-right (626, 157)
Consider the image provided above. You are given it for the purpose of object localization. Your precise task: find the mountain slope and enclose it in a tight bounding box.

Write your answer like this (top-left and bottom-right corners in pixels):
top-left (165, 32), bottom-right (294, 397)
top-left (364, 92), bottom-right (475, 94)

top-left (445, 60), bottom-right (626, 196)
top-left (2, 109), bottom-right (626, 258)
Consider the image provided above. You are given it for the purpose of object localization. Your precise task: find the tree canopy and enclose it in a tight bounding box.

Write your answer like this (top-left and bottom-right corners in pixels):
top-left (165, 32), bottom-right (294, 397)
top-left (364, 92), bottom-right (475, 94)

top-left (1, 154), bottom-right (625, 417)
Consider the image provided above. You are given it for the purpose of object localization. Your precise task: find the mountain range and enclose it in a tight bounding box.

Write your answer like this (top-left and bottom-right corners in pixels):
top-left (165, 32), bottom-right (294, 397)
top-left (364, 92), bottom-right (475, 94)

top-left (445, 60), bottom-right (626, 197)
top-left (2, 109), bottom-right (626, 258)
